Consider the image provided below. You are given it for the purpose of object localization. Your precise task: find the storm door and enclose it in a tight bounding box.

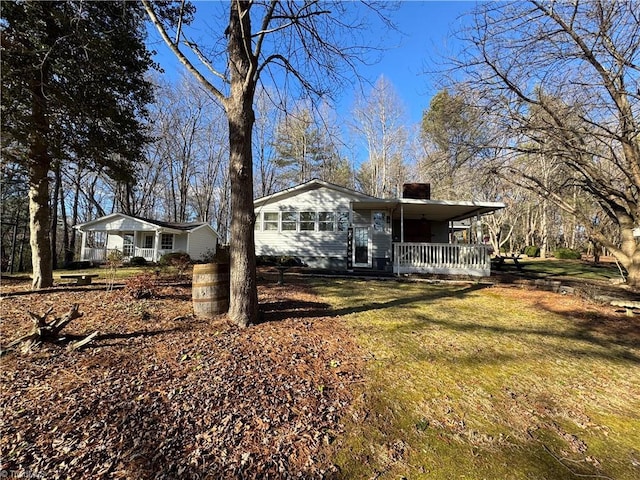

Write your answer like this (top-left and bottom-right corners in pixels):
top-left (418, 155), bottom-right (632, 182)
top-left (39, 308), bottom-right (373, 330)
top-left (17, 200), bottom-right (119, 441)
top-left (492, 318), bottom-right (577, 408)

top-left (353, 226), bottom-right (372, 267)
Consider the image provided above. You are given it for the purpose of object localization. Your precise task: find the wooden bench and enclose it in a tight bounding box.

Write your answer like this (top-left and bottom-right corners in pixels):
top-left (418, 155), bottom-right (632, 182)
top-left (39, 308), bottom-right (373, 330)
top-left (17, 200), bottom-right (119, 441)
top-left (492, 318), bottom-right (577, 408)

top-left (611, 300), bottom-right (640, 316)
top-left (491, 255), bottom-right (524, 271)
top-left (60, 274), bottom-right (99, 286)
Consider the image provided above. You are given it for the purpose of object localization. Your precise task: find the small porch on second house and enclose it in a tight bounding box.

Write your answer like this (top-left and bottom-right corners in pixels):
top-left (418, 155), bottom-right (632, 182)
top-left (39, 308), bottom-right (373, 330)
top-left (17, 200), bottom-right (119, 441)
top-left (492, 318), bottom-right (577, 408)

top-left (74, 213), bottom-right (217, 263)
top-left (81, 230), bottom-right (185, 263)
top-left (351, 196), bottom-right (505, 277)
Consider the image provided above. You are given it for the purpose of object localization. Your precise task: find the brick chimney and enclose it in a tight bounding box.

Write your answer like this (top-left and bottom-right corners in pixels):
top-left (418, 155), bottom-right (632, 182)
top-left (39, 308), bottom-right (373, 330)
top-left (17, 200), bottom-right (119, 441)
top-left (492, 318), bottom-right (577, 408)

top-left (402, 183), bottom-right (431, 200)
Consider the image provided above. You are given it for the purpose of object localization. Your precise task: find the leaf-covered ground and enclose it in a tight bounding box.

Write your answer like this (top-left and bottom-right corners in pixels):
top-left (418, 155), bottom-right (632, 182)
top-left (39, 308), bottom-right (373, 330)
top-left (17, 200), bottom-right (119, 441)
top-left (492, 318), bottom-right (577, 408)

top-left (0, 278), bottom-right (361, 479)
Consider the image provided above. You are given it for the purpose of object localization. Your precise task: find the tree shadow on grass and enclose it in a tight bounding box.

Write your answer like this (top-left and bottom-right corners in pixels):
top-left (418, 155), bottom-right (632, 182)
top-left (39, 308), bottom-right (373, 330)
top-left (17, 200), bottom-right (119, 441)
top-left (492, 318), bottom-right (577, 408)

top-left (403, 312), bottom-right (640, 364)
top-left (259, 282), bottom-right (490, 324)
top-left (259, 299), bottom-right (332, 323)
top-left (533, 302), bottom-right (640, 347)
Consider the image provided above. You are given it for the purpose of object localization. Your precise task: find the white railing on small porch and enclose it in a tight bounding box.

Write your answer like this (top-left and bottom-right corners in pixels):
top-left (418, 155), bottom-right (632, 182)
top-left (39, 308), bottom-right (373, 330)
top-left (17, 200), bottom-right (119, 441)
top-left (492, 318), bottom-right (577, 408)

top-left (393, 242), bottom-right (491, 277)
top-left (83, 247), bottom-right (108, 263)
top-left (81, 247), bottom-right (173, 263)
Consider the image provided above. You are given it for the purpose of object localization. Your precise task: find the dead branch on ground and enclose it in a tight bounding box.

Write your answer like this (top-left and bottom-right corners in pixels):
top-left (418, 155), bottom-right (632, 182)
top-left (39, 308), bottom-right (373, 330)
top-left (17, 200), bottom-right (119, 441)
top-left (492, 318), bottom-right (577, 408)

top-left (1, 304), bottom-right (98, 354)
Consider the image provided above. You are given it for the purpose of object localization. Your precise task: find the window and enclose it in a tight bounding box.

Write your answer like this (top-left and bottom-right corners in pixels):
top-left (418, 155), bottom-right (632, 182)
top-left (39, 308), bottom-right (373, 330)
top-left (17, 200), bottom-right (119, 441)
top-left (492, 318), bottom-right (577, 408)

top-left (373, 211), bottom-right (386, 231)
top-left (300, 211), bottom-right (316, 231)
top-left (281, 211), bottom-right (297, 231)
top-left (144, 235), bottom-right (153, 249)
top-left (318, 212), bottom-right (334, 231)
top-left (161, 234), bottom-right (173, 250)
top-left (263, 212), bottom-right (278, 231)
top-left (337, 211), bottom-right (349, 231)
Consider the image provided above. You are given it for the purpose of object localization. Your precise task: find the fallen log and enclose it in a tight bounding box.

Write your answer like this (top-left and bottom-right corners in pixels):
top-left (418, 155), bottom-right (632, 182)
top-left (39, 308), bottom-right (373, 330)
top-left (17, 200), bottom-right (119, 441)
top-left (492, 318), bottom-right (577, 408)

top-left (1, 304), bottom-right (97, 354)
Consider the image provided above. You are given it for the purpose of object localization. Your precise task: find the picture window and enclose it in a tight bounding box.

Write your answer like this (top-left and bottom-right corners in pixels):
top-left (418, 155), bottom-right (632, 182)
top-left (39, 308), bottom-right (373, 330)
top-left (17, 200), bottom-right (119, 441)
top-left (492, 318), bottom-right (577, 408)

top-left (281, 211), bottom-right (298, 231)
top-left (300, 212), bottom-right (316, 231)
top-left (318, 212), bottom-right (334, 231)
top-left (263, 212), bottom-right (278, 231)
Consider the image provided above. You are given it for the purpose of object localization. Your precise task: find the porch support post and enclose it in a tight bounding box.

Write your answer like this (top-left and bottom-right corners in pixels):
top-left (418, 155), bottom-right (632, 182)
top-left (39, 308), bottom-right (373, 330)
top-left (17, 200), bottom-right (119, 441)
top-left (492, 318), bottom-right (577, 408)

top-left (154, 230), bottom-right (161, 262)
top-left (133, 231), bottom-right (138, 258)
top-left (400, 204), bottom-right (404, 243)
top-left (79, 230), bottom-right (86, 261)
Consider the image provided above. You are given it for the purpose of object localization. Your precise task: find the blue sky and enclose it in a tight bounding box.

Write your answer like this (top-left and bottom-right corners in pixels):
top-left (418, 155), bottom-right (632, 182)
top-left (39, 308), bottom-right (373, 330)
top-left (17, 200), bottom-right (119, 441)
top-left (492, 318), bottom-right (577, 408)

top-left (345, 1), bottom-right (475, 123)
top-left (150, 1), bottom-right (476, 125)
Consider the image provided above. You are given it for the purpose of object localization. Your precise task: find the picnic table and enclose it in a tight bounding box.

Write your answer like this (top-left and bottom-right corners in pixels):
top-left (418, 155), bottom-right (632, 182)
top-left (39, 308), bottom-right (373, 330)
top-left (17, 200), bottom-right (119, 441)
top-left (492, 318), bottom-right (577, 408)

top-left (491, 255), bottom-right (524, 271)
top-left (60, 273), bottom-right (99, 286)
top-left (611, 300), bottom-right (640, 317)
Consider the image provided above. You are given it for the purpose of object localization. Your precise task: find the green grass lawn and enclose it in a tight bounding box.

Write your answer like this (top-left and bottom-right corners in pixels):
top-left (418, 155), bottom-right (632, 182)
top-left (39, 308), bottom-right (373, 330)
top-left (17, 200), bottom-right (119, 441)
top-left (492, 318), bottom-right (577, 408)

top-left (312, 279), bottom-right (639, 480)
top-left (55, 265), bottom-right (157, 280)
top-left (517, 258), bottom-right (625, 282)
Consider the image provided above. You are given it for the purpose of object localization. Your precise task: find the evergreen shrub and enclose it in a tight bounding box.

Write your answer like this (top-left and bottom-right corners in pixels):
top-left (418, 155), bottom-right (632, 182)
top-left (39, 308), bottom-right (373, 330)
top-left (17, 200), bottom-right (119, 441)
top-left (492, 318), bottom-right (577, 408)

top-left (554, 248), bottom-right (581, 260)
top-left (129, 256), bottom-right (147, 266)
top-left (524, 246), bottom-right (540, 257)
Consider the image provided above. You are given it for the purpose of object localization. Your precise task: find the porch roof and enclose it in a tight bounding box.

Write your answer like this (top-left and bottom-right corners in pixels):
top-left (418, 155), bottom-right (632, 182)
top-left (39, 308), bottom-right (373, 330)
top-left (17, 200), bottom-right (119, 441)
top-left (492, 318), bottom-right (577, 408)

top-left (74, 213), bottom-right (209, 234)
top-left (352, 198), bottom-right (506, 222)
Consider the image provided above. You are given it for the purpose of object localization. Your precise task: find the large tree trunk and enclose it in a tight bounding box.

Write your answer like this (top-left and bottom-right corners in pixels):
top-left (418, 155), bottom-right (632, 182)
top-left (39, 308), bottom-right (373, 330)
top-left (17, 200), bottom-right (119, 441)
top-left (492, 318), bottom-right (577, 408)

top-left (618, 221), bottom-right (640, 289)
top-left (593, 215), bottom-right (640, 288)
top-left (226, 0), bottom-right (258, 327)
top-left (28, 72), bottom-right (53, 289)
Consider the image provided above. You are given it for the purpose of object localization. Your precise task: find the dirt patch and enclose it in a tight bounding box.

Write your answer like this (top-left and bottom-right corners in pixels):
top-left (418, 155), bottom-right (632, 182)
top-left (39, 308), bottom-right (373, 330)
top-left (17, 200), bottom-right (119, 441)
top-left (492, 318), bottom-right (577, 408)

top-left (0, 279), bottom-right (362, 479)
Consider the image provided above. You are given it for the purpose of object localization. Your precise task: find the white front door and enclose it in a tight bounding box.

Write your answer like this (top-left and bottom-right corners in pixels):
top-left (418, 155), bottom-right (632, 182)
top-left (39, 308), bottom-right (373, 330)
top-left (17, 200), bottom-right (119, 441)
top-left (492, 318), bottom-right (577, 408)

top-left (353, 226), bottom-right (372, 267)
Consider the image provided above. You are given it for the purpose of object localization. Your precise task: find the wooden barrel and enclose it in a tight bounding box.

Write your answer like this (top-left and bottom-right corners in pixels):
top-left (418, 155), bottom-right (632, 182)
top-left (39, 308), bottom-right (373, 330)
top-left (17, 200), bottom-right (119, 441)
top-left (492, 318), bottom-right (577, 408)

top-left (192, 263), bottom-right (230, 317)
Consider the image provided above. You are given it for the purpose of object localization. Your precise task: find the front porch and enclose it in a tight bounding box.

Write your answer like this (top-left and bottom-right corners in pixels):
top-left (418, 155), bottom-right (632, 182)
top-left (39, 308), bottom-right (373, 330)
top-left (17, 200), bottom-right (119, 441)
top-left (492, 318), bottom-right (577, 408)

top-left (351, 192), bottom-right (503, 278)
top-left (392, 242), bottom-right (491, 277)
top-left (79, 228), bottom-right (187, 264)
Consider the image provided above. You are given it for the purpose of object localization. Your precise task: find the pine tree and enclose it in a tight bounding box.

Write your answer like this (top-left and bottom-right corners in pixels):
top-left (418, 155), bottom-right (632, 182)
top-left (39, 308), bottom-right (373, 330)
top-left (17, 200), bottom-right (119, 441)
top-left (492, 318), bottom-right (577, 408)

top-left (1, 1), bottom-right (154, 288)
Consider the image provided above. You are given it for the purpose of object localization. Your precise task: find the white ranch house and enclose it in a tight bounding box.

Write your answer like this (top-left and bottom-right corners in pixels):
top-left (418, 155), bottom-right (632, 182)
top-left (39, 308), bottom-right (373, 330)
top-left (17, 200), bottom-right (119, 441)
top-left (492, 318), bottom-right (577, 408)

top-left (74, 213), bottom-right (218, 263)
top-left (254, 179), bottom-right (506, 277)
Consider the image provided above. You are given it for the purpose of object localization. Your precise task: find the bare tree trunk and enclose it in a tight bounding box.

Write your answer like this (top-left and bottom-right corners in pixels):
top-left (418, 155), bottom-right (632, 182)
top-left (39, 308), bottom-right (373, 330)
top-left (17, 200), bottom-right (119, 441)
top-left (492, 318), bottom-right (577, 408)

top-left (28, 72), bottom-right (53, 289)
top-left (226, 1), bottom-right (258, 327)
top-left (29, 165), bottom-right (53, 288)
top-left (540, 198), bottom-right (548, 259)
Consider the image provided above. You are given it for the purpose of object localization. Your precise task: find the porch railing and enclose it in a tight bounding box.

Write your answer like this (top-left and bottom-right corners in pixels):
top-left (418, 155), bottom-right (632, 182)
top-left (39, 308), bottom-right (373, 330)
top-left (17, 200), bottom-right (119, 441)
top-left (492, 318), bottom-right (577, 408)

top-left (393, 242), bottom-right (491, 277)
top-left (135, 248), bottom-right (156, 261)
top-left (81, 247), bottom-right (174, 263)
top-left (82, 247), bottom-right (107, 262)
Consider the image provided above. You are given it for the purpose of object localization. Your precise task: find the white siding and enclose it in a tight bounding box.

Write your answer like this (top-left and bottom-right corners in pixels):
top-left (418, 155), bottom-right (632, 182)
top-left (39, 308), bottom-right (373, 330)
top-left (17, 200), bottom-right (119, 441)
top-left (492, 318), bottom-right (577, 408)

top-left (353, 209), bottom-right (392, 260)
top-left (255, 186), bottom-right (361, 259)
top-left (372, 229), bottom-right (392, 259)
top-left (106, 233), bottom-right (123, 250)
top-left (256, 231), bottom-right (349, 258)
top-left (187, 226), bottom-right (218, 260)
top-left (256, 186), bottom-right (357, 212)
top-left (173, 233), bottom-right (188, 252)
top-left (88, 216), bottom-right (157, 232)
